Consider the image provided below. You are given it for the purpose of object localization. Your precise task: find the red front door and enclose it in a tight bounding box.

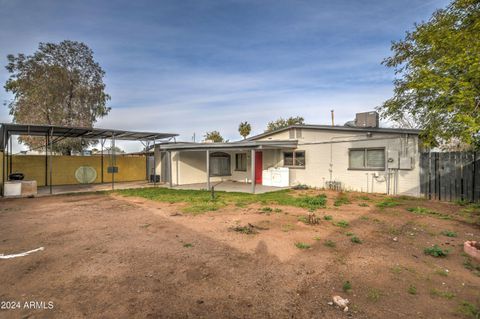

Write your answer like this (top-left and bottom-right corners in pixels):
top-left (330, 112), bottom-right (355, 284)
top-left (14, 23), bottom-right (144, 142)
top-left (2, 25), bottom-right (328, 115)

top-left (255, 151), bottom-right (263, 184)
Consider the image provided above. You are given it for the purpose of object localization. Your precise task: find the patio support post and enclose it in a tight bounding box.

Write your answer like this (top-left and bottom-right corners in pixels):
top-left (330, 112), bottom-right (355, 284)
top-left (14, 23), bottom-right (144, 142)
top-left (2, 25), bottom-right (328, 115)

top-left (251, 149), bottom-right (255, 194)
top-left (49, 127), bottom-right (53, 195)
top-left (153, 138), bottom-right (156, 187)
top-left (206, 149), bottom-right (210, 190)
top-left (8, 133), bottom-right (12, 176)
top-left (168, 151), bottom-right (173, 188)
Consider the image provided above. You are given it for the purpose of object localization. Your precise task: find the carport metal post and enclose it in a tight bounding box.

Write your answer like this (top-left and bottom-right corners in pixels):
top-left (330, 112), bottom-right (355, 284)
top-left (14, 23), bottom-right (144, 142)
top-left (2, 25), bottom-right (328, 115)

top-left (49, 127), bottom-right (53, 195)
top-left (251, 149), bottom-right (255, 194)
top-left (206, 149), bottom-right (210, 190)
top-left (45, 134), bottom-right (48, 186)
top-left (111, 133), bottom-right (116, 190)
top-left (2, 127), bottom-right (6, 196)
top-left (100, 138), bottom-right (106, 183)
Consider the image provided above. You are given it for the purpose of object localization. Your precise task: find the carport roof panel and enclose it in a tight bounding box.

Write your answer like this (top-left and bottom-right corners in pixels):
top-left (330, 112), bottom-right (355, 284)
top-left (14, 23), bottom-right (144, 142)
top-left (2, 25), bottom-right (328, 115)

top-left (0, 123), bottom-right (178, 149)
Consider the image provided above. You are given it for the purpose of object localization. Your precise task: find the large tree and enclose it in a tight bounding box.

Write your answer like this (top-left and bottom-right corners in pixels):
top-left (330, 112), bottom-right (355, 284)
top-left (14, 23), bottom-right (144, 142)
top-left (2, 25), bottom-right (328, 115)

top-left (266, 116), bottom-right (304, 132)
top-left (238, 121), bottom-right (251, 139)
top-left (4, 40), bottom-right (111, 154)
top-left (378, 0), bottom-right (480, 149)
top-left (204, 130), bottom-right (224, 143)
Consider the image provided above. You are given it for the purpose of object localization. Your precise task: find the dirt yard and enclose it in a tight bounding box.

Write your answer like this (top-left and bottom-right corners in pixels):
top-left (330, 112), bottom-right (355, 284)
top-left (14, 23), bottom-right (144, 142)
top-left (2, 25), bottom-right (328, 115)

top-left (0, 189), bottom-right (479, 318)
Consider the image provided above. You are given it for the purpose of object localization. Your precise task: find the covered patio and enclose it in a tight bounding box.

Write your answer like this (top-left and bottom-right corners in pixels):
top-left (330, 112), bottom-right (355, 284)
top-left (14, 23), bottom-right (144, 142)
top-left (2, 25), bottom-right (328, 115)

top-left (157, 140), bottom-right (297, 194)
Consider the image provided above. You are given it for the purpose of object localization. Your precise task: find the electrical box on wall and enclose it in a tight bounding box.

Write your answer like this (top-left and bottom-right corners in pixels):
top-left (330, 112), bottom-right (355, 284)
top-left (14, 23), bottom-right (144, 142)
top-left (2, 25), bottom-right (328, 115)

top-left (387, 150), bottom-right (399, 169)
top-left (399, 156), bottom-right (414, 170)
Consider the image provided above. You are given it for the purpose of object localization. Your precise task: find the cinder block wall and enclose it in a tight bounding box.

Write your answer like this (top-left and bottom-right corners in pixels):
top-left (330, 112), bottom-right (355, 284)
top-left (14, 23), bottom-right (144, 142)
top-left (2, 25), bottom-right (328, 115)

top-left (0, 153), bottom-right (147, 186)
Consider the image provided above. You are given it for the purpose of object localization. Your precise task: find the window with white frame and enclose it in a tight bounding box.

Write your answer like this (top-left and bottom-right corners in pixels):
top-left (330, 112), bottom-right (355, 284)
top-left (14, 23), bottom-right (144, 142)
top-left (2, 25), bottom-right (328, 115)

top-left (349, 148), bottom-right (385, 170)
top-left (283, 151), bottom-right (305, 168)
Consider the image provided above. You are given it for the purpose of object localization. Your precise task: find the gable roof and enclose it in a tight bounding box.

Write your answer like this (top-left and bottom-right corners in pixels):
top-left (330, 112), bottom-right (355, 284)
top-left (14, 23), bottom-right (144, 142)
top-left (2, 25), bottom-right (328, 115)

top-left (248, 124), bottom-right (420, 141)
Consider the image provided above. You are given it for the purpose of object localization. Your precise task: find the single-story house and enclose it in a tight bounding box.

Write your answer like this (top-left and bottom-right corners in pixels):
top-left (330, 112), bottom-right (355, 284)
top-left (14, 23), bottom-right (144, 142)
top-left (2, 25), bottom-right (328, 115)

top-left (154, 112), bottom-right (421, 196)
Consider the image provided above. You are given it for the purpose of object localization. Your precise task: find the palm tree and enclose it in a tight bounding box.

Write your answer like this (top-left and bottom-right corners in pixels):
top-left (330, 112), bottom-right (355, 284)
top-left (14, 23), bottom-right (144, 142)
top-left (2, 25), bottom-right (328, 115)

top-left (238, 121), bottom-right (251, 139)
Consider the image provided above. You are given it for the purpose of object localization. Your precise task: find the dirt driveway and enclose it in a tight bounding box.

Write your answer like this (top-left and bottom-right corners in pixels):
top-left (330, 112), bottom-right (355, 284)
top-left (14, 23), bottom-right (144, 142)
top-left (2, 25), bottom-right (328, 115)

top-left (0, 191), bottom-right (479, 318)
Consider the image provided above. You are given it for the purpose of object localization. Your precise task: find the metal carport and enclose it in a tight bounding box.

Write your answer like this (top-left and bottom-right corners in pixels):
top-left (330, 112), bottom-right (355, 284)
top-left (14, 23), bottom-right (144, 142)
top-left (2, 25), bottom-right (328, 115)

top-left (0, 123), bottom-right (177, 196)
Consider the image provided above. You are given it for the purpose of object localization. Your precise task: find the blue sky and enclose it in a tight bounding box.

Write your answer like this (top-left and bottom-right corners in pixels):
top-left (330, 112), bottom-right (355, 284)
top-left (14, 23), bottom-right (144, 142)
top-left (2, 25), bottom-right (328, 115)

top-left (0, 0), bottom-right (449, 151)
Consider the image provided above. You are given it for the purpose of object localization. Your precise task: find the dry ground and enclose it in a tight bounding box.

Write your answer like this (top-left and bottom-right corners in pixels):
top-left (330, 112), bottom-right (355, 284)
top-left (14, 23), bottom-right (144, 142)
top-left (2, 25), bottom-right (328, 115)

top-left (0, 189), bottom-right (479, 319)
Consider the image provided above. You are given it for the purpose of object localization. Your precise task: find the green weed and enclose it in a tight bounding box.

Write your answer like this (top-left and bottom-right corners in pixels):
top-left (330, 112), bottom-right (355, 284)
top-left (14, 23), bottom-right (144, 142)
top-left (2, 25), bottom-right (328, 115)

top-left (333, 220), bottom-right (349, 228)
top-left (334, 193), bottom-right (351, 207)
top-left (324, 240), bottom-right (336, 248)
top-left (407, 285), bottom-right (417, 295)
top-left (424, 245), bottom-right (449, 257)
top-left (342, 281), bottom-right (352, 292)
top-left (407, 207), bottom-right (452, 220)
top-left (367, 288), bottom-right (381, 302)
top-left (430, 289), bottom-right (455, 299)
top-left (350, 236), bottom-right (362, 244)
top-left (441, 230), bottom-right (457, 237)
top-left (376, 198), bottom-right (400, 208)
top-left (324, 215), bottom-right (333, 221)
top-left (457, 301), bottom-right (479, 318)
top-left (295, 242), bottom-right (311, 249)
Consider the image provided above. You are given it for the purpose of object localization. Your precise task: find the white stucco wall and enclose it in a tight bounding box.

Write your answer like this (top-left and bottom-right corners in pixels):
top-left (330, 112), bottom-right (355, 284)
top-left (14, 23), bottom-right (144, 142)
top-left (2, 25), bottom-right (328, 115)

top-left (256, 128), bottom-right (420, 196)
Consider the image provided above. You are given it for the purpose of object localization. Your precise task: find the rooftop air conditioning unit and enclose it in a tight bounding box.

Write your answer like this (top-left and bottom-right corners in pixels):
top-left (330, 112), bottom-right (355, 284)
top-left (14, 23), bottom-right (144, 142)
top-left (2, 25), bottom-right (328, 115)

top-left (355, 111), bottom-right (379, 128)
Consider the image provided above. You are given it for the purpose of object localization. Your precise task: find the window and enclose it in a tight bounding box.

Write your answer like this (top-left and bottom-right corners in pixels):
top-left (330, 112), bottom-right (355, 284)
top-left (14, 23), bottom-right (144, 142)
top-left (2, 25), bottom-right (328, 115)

top-left (283, 151), bottom-right (305, 168)
top-left (235, 153), bottom-right (247, 171)
top-left (349, 148), bottom-right (385, 170)
top-left (210, 152), bottom-right (231, 176)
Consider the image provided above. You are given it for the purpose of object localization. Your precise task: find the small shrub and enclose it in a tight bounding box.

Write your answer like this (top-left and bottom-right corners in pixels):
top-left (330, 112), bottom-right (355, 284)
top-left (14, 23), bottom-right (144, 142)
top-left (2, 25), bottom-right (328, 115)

top-left (357, 195), bottom-right (371, 201)
top-left (298, 213), bottom-right (320, 225)
top-left (183, 243), bottom-right (193, 248)
top-left (346, 232), bottom-right (354, 236)
top-left (324, 215), bottom-right (333, 221)
top-left (367, 288), bottom-right (381, 302)
top-left (457, 301), bottom-right (479, 318)
top-left (333, 220), bottom-right (349, 228)
top-left (292, 184), bottom-right (310, 190)
top-left (274, 208), bottom-right (283, 213)
top-left (295, 242), bottom-right (311, 249)
top-left (376, 198), bottom-right (400, 208)
top-left (391, 265), bottom-right (402, 274)
top-left (360, 216), bottom-right (370, 221)
top-left (342, 281), bottom-right (352, 292)
top-left (334, 193), bottom-right (351, 207)
top-left (314, 236), bottom-right (321, 241)
top-left (260, 207), bottom-right (273, 213)
top-left (350, 236), bottom-right (362, 244)
top-left (430, 289), bottom-right (455, 299)
top-left (434, 268), bottom-right (449, 277)
top-left (424, 245), bottom-right (449, 257)
top-left (296, 194), bottom-right (327, 210)
top-left (324, 240), bottom-right (336, 248)
top-left (407, 207), bottom-right (452, 220)
top-left (359, 203), bottom-right (369, 207)
top-left (441, 230), bottom-right (457, 237)
top-left (232, 225), bottom-right (258, 234)
top-left (407, 285), bottom-right (417, 295)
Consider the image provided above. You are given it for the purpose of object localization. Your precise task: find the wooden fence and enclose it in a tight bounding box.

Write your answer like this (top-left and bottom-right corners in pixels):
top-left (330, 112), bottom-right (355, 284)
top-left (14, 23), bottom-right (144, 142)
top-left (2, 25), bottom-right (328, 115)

top-left (420, 152), bottom-right (480, 202)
